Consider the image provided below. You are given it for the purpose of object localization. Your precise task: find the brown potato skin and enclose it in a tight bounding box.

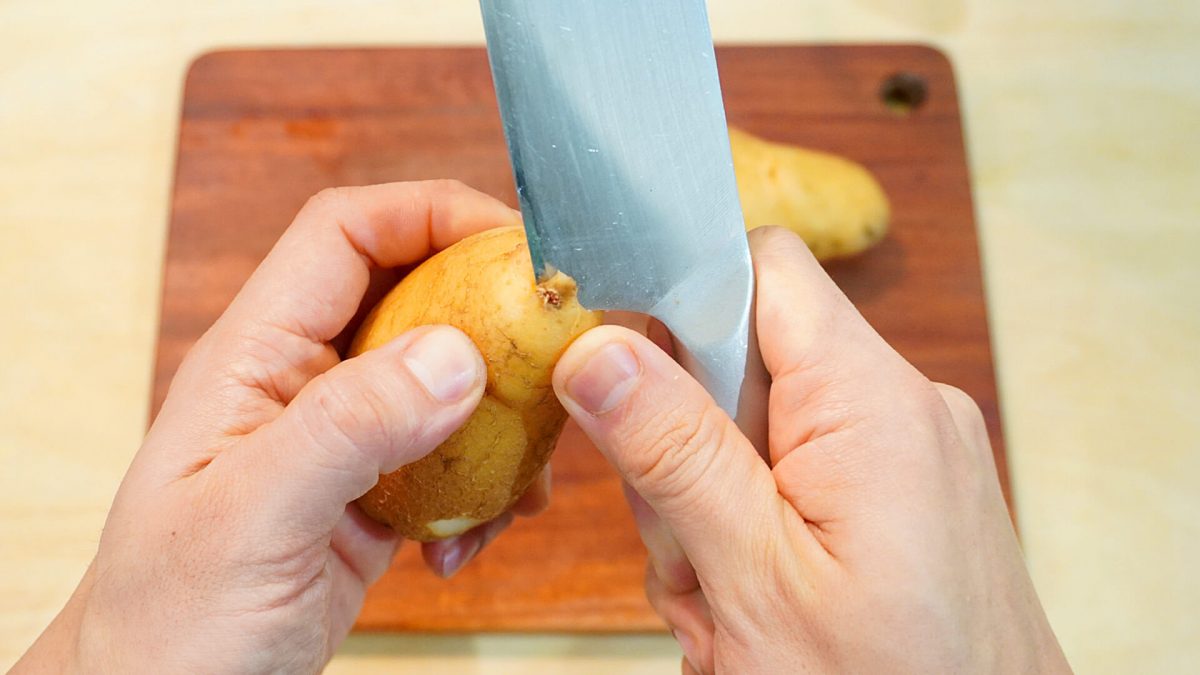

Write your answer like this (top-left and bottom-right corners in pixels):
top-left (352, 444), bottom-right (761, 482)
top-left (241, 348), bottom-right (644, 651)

top-left (350, 226), bottom-right (602, 541)
top-left (730, 126), bottom-right (891, 260)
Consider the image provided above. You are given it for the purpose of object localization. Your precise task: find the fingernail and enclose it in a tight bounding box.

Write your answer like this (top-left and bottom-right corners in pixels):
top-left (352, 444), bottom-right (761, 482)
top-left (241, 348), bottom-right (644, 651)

top-left (672, 629), bottom-right (699, 672)
top-left (404, 328), bottom-right (481, 403)
top-left (438, 537), bottom-right (481, 579)
top-left (564, 342), bottom-right (641, 414)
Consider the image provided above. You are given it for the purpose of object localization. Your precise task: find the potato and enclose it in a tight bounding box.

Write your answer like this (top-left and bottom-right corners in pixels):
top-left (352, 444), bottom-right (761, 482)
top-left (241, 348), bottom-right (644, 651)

top-left (349, 226), bottom-right (602, 541)
top-left (730, 126), bottom-right (890, 260)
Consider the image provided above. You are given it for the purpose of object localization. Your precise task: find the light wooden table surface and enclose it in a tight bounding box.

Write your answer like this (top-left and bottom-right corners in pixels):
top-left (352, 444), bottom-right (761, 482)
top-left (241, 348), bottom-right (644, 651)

top-left (2, 1), bottom-right (1197, 672)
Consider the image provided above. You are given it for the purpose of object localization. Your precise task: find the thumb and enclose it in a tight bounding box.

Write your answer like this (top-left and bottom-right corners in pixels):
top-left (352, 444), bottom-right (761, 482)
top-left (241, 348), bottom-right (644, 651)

top-left (223, 325), bottom-right (485, 536)
top-left (553, 326), bottom-right (783, 579)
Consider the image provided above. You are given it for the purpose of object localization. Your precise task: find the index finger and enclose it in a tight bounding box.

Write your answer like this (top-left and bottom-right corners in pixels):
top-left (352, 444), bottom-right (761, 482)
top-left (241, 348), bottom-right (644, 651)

top-left (219, 180), bottom-right (521, 345)
top-left (750, 226), bottom-right (914, 464)
top-left (751, 226), bottom-right (943, 529)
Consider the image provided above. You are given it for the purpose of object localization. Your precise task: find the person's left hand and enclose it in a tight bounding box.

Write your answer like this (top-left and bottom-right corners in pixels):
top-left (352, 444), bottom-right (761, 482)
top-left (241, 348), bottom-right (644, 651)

top-left (16, 181), bottom-right (548, 674)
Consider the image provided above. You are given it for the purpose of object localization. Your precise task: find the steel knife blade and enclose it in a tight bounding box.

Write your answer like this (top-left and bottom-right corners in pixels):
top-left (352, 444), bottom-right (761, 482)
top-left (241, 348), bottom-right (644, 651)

top-left (480, 0), bottom-right (764, 430)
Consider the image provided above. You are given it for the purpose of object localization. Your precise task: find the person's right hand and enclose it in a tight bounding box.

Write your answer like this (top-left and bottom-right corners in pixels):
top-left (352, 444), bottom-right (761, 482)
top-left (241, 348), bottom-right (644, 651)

top-left (552, 226), bottom-right (1071, 674)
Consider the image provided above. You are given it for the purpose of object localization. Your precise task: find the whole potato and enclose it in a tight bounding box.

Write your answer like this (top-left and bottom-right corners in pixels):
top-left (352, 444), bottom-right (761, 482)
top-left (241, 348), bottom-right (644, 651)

top-left (350, 226), bottom-right (602, 541)
top-left (730, 126), bottom-right (890, 260)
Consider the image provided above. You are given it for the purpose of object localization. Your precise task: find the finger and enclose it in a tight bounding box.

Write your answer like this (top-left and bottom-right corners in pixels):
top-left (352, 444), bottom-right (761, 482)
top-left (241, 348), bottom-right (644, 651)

top-left (422, 512), bottom-right (515, 578)
top-left (330, 503), bottom-right (402, 587)
top-left (645, 562), bottom-right (714, 675)
top-left (602, 310), bottom-right (651, 334)
top-left (646, 318), bottom-right (676, 358)
top-left (750, 226), bottom-right (945, 530)
top-left (330, 265), bottom-right (404, 356)
top-left (602, 311), bottom-right (674, 357)
top-left (510, 465), bottom-right (551, 518)
top-left (223, 180), bottom-right (519, 346)
top-left (553, 325), bottom-right (788, 579)
top-left (327, 555), bottom-right (370, 657)
top-left (176, 181), bottom-right (518, 412)
top-left (326, 505), bottom-right (401, 653)
top-left (749, 226), bottom-right (916, 466)
top-left (623, 482), bottom-right (697, 594)
top-left (325, 509), bottom-right (402, 656)
top-left (219, 325), bottom-right (485, 535)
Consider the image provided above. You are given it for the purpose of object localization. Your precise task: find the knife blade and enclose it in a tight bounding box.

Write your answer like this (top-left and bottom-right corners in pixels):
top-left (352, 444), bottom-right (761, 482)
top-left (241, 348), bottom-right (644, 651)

top-left (480, 0), bottom-right (765, 435)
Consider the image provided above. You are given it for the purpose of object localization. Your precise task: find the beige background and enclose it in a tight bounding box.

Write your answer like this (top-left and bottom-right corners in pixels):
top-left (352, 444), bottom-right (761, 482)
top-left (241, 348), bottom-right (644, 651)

top-left (2, 0), bottom-right (1197, 672)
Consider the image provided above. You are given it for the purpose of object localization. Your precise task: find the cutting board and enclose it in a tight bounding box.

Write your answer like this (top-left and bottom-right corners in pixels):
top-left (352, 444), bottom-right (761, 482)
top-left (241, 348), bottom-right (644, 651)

top-left (153, 45), bottom-right (1006, 632)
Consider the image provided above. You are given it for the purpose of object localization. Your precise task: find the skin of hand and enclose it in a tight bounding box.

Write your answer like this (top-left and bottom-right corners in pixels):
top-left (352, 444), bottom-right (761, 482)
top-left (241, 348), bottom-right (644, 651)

top-left (15, 181), bottom-right (548, 674)
top-left (553, 226), bottom-right (1072, 675)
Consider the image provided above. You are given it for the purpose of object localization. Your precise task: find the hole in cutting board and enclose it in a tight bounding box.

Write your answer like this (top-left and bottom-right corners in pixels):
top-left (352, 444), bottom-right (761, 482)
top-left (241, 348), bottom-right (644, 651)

top-left (880, 72), bottom-right (929, 115)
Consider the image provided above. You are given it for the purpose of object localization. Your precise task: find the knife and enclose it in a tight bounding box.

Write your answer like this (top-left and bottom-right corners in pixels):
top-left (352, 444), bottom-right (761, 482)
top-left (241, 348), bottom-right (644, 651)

top-left (480, 0), bottom-right (767, 446)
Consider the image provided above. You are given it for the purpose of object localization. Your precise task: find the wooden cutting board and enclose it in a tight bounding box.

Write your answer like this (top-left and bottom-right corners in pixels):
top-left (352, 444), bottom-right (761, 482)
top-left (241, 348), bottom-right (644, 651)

top-left (153, 45), bottom-right (1006, 632)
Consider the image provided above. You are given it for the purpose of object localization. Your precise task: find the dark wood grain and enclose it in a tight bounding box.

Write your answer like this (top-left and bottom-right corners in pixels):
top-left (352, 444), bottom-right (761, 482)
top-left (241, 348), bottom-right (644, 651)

top-left (153, 45), bottom-right (1006, 633)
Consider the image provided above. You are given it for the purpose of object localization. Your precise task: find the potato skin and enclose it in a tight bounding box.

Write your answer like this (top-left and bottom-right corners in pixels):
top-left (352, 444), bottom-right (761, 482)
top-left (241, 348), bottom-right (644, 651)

top-left (349, 226), bottom-right (602, 541)
top-left (730, 126), bottom-right (890, 260)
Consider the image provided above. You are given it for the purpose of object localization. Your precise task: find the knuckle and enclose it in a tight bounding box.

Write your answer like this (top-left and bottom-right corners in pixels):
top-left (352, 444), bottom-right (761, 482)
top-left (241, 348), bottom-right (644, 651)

top-left (415, 179), bottom-right (472, 211)
top-left (415, 179), bottom-right (473, 235)
top-left (306, 185), bottom-right (352, 213)
top-left (750, 224), bottom-right (811, 264)
top-left (427, 178), bottom-right (469, 194)
top-left (625, 405), bottom-right (729, 505)
top-left (221, 325), bottom-right (314, 404)
top-left (304, 372), bottom-right (399, 460)
top-left (301, 186), bottom-right (363, 236)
